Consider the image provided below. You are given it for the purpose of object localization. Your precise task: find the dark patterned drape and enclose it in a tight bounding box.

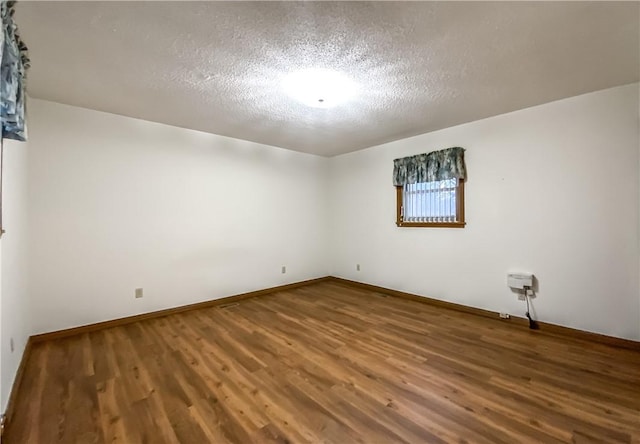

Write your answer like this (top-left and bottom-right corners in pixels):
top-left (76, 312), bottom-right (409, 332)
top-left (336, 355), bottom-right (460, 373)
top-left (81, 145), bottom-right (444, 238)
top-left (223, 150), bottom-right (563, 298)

top-left (393, 147), bottom-right (466, 186)
top-left (1, 0), bottom-right (29, 142)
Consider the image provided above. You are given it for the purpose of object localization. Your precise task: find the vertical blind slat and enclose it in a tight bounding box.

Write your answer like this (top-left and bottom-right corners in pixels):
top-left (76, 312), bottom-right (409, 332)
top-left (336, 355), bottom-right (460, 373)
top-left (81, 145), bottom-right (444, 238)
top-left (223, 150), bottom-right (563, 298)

top-left (431, 182), bottom-right (435, 222)
top-left (437, 182), bottom-right (441, 222)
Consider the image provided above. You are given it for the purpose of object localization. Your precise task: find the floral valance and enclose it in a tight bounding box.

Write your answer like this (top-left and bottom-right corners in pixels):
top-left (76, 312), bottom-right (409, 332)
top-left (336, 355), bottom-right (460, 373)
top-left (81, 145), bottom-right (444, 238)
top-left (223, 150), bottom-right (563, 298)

top-left (1, 0), bottom-right (30, 142)
top-left (393, 147), bottom-right (466, 186)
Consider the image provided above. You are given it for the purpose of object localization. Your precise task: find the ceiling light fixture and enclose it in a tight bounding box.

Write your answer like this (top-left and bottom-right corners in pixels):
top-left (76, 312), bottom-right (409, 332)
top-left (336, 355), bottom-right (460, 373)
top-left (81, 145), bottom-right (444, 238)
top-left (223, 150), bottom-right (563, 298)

top-left (282, 68), bottom-right (358, 108)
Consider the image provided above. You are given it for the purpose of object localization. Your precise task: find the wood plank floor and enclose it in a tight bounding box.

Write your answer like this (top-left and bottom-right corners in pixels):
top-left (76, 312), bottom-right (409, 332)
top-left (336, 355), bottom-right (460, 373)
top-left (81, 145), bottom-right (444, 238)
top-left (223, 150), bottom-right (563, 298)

top-left (5, 281), bottom-right (640, 443)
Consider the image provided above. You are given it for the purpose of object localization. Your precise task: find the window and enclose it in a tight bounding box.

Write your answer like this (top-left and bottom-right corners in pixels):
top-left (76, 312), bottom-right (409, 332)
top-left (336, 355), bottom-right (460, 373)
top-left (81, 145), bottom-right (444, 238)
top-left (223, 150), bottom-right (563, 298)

top-left (393, 146), bottom-right (466, 227)
top-left (396, 178), bottom-right (465, 227)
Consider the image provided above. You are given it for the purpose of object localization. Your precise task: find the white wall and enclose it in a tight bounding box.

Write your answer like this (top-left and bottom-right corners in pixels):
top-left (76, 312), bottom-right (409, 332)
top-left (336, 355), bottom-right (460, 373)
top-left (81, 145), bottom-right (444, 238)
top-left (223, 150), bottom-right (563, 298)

top-left (13, 84), bottom-right (640, 345)
top-left (0, 138), bottom-right (31, 411)
top-left (329, 83), bottom-right (640, 340)
top-left (27, 99), bottom-right (329, 334)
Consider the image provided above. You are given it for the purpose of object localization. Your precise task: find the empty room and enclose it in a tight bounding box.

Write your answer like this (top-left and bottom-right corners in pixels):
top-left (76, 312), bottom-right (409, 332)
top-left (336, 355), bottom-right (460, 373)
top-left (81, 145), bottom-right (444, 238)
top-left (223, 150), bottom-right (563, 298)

top-left (1, 1), bottom-right (639, 443)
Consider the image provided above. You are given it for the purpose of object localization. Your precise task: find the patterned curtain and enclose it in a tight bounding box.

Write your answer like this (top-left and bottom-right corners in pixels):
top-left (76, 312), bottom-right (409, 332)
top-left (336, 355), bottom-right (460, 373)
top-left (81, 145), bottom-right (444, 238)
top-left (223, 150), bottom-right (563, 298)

top-left (1, 0), bottom-right (29, 142)
top-left (393, 147), bottom-right (466, 186)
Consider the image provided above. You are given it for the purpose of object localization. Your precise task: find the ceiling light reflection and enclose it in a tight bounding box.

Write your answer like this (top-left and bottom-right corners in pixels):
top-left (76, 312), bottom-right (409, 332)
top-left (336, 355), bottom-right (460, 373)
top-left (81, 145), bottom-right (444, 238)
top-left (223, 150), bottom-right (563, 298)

top-left (282, 68), bottom-right (358, 108)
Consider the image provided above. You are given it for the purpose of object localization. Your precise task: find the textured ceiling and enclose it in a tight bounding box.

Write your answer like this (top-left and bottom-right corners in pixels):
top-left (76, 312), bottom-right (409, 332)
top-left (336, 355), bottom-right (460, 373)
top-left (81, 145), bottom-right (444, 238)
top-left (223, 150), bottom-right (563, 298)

top-left (16, 1), bottom-right (640, 157)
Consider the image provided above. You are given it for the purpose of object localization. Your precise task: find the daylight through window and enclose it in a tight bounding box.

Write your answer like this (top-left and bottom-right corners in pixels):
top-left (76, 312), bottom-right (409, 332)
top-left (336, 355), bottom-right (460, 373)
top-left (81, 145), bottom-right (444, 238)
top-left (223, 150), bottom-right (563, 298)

top-left (396, 178), bottom-right (465, 227)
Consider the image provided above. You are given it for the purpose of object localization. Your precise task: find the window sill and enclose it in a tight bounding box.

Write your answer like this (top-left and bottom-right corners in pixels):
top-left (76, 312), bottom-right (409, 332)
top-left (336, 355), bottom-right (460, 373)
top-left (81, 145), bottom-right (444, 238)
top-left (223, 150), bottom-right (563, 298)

top-left (396, 221), bottom-right (466, 228)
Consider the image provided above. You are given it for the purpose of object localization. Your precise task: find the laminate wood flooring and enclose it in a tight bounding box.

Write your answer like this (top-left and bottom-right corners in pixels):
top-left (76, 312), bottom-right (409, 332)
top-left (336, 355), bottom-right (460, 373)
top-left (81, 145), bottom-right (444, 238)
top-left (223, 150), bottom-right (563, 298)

top-left (5, 281), bottom-right (640, 443)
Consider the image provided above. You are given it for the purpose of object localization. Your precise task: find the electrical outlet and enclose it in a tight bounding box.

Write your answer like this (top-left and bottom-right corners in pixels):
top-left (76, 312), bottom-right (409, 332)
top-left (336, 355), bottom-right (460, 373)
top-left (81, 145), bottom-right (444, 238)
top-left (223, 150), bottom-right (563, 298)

top-left (10, 337), bottom-right (14, 353)
top-left (518, 293), bottom-right (526, 301)
top-left (281, 266), bottom-right (286, 274)
top-left (356, 264), bottom-right (361, 271)
top-left (135, 288), bottom-right (144, 299)
top-left (499, 312), bottom-right (510, 319)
